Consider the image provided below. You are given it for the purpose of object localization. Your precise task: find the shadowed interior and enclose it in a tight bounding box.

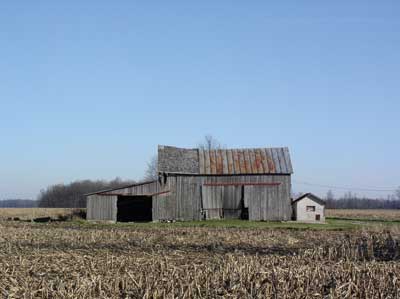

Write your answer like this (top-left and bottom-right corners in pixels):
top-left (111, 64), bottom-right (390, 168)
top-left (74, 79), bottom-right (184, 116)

top-left (117, 196), bottom-right (152, 222)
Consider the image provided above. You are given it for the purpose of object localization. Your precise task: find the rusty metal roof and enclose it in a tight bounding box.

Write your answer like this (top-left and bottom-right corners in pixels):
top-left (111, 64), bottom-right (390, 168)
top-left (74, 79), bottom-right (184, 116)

top-left (198, 147), bottom-right (293, 175)
top-left (158, 146), bottom-right (293, 175)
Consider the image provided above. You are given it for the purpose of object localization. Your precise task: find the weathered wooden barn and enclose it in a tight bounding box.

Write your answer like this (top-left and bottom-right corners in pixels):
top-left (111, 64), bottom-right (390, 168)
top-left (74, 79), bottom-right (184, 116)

top-left (86, 145), bottom-right (293, 222)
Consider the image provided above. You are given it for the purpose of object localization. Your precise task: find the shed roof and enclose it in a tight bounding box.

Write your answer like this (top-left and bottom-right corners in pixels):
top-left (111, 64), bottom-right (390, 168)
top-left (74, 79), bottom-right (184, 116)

top-left (84, 180), bottom-right (157, 196)
top-left (158, 145), bottom-right (293, 175)
top-left (292, 193), bottom-right (325, 205)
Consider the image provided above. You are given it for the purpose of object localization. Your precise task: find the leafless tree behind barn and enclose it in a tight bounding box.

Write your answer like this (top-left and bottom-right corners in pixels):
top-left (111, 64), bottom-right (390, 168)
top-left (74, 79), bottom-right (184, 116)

top-left (144, 135), bottom-right (223, 181)
top-left (198, 134), bottom-right (222, 151)
top-left (144, 156), bottom-right (158, 181)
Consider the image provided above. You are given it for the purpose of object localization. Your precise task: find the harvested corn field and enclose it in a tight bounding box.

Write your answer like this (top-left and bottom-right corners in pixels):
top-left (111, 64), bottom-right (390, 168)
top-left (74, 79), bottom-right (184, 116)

top-left (0, 208), bottom-right (85, 221)
top-left (326, 209), bottom-right (400, 221)
top-left (0, 222), bottom-right (400, 298)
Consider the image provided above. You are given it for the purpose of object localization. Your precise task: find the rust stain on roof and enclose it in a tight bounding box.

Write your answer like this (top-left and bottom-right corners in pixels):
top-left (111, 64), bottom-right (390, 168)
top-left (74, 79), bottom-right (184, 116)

top-left (157, 145), bottom-right (293, 175)
top-left (199, 147), bottom-right (292, 175)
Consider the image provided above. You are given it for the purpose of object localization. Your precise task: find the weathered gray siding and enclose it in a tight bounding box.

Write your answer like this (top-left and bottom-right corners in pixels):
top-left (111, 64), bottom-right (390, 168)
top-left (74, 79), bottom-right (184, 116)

top-left (152, 176), bottom-right (176, 221)
top-left (86, 195), bottom-right (117, 221)
top-left (244, 176), bottom-right (292, 221)
top-left (86, 175), bottom-right (292, 222)
top-left (156, 174), bottom-right (292, 221)
top-left (202, 185), bottom-right (223, 219)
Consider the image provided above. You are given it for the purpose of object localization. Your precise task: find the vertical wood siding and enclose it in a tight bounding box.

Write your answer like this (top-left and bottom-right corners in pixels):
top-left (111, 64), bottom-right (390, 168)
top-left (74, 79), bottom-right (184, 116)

top-left (87, 175), bottom-right (292, 222)
top-left (202, 185), bottom-right (224, 219)
top-left (171, 175), bottom-right (292, 221)
top-left (86, 195), bottom-right (117, 221)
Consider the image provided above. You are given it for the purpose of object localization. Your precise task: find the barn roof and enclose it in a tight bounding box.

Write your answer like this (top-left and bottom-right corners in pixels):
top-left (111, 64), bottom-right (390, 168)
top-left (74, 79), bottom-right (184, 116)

top-left (84, 180), bottom-right (157, 196)
top-left (158, 145), bottom-right (293, 175)
top-left (292, 193), bottom-right (325, 205)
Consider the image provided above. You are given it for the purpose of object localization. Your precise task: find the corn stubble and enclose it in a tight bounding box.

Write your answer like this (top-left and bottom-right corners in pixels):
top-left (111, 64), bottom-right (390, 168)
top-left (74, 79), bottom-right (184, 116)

top-left (0, 223), bottom-right (399, 298)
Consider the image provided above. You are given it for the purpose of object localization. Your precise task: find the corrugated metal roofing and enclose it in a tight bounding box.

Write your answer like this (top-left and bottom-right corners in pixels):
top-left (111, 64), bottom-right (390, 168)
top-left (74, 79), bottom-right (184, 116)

top-left (198, 148), bottom-right (293, 175)
top-left (158, 146), bottom-right (293, 175)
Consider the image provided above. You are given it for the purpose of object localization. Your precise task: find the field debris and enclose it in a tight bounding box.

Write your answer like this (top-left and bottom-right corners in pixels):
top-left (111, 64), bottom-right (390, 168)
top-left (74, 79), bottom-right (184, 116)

top-left (0, 222), bottom-right (399, 298)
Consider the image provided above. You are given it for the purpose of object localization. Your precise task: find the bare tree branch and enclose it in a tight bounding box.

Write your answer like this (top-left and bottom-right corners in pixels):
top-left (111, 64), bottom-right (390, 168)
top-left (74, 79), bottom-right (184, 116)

top-left (144, 155), bottom-right (158, 181)
top-left (396, 186), bottom-right (400, 200)
top-left (198, 134), bottom-right (222, 151)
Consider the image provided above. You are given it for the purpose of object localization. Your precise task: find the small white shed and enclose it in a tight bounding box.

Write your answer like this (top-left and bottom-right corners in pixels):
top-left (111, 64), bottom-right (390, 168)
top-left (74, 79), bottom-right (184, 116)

top-left (292, 193), bottom-right (325, 223)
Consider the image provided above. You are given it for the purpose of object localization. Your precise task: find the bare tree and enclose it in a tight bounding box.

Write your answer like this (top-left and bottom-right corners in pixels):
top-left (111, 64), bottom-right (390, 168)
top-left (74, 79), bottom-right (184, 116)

top-left (37, 178), bottom-right (135, 208)
top-left (326, 190), bottom-right (334, 200)
top-left (198, 134), bottom-right (222, 151)
top-left (144, 155), bottom-right (158, 181)
top-left (396, 186), bottom-right (400, 200)
top-left (291, 191), bottom-right (303, 200)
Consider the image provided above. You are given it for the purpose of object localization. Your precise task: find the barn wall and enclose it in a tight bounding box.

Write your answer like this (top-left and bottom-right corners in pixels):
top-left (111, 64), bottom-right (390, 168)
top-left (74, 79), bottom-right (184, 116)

top-left (86, 195), bottom-right (117, 221)
top-left (243, 176), bottom-right (291, 221)
top-left (86, 175), bottom-right (292, 222)
top-left (164, 174), bottom-right (292, 221)
top-left (153, 176), bottom-right (177, 221)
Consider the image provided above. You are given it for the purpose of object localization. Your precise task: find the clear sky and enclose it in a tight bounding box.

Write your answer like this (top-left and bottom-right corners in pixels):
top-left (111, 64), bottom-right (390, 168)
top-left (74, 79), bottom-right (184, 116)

top-left (1, 2), bottom-right (399, 200)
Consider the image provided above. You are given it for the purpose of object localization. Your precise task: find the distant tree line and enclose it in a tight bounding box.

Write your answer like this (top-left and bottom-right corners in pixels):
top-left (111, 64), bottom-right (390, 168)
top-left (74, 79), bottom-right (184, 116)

top-left (0, 199), bottom-right (38, 208)
top-left (324, 190), bottom-right (400, 209)
top-left (37, 178), bottom-right (135, 208)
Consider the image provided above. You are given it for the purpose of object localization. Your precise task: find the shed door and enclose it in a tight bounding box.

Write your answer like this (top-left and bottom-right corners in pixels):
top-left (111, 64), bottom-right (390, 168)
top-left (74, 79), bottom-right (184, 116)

top-left (201, 186), bottom-right (243, 220)
top-left (202, 186), bottom-right (223, 219)
top-left (222, 186), bottom-right (243, 219)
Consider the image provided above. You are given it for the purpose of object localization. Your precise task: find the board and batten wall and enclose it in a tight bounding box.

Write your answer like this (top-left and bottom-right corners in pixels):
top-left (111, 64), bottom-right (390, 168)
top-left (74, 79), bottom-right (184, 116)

top-left (86, 174), bottom-right (292, 222)
top-left (87, 195), bottom-right (117, 221)
top-left (155, 174), bottom-right (292, 221)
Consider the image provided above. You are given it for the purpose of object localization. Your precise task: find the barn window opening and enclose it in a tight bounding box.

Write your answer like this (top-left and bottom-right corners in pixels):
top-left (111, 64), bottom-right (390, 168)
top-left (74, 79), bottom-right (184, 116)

top-left (306, 206), bottom-right (316, 212)
top-left (315, 214), bottom-right (321, 221)
top-left (117, 195), bottom-right (152, 222)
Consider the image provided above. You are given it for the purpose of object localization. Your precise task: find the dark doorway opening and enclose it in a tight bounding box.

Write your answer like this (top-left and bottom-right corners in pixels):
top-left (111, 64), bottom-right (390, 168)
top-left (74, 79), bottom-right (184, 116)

top-left (240, 186), bottom-right (249, 220)
top-left (241, 208), bottom-right (249, 220)
top-left (315, 214), bottom-right (321, 221)
top-left (117, 196), bottom-right (152, 222)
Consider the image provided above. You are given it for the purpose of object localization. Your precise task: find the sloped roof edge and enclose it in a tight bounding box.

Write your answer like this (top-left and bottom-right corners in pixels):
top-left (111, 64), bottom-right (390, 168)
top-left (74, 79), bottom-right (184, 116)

top-left (292, 193), bottom-right (326, 205)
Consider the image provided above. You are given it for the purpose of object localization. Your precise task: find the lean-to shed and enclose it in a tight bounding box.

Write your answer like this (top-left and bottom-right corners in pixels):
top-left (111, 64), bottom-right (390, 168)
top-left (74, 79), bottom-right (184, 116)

top-left (86, 145), bottom-right (294, 222)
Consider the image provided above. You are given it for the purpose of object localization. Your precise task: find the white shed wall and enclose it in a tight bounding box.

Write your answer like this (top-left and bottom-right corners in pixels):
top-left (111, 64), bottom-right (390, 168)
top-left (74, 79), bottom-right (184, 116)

top-left (294, 196), bottom-right (325, 222)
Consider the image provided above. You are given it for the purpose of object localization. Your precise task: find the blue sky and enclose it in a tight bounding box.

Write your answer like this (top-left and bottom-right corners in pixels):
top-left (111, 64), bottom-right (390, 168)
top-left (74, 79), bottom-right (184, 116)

top-left (1, 1), bottom-right (399, 199)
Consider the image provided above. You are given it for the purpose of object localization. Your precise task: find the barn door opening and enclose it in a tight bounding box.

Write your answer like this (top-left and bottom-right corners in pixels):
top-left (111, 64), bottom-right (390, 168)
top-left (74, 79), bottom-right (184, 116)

top-left (201, 185), bottom-right (244, 220)
top-left (201, 186), bottom-right (223, 219)
top-left (241, 185), bottom-right (249, 220)
top-left (117, 196), bottom-right (152, 222)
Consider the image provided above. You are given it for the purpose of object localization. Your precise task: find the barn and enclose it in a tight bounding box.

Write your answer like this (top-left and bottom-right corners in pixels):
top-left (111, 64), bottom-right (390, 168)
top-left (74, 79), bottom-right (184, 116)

top-left (86, 145), bottom-right (294, 222)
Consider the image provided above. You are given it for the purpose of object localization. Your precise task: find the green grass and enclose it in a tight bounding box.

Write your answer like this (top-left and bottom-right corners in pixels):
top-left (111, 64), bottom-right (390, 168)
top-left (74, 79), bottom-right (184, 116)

top-left (26, 217), bottom-right (400, 231)
top-left (74, 218), bottom-right (360, 231)
top-left (327, 216), bottom-right (400, 224)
